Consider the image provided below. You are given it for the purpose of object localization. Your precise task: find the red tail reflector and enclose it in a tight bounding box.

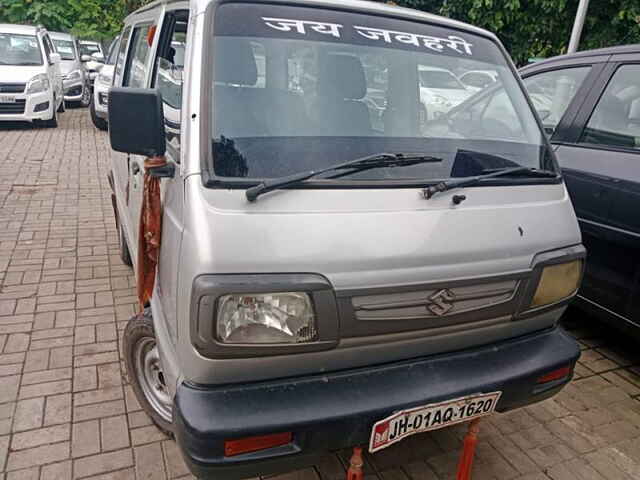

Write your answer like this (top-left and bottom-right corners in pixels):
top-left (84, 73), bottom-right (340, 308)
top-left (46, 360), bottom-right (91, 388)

top-left (537, 366), bottom-right (571, 384)
top-left (224, 432), bottom-right (292, 457)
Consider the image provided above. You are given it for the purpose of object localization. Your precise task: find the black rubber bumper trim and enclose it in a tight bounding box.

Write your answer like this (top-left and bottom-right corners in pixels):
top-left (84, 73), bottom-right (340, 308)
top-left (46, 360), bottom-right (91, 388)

top-left (173, 327), bottom-right (579, 480)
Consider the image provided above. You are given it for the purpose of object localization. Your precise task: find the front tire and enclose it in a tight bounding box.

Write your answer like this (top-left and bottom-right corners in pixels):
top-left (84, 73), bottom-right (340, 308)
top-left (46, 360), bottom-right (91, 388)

top-left (80, 83), bottom-right (91, 108)
top-left (90, 96), bottom-right (108, 131)
top-left (124, 309), bottom-right (174, 436)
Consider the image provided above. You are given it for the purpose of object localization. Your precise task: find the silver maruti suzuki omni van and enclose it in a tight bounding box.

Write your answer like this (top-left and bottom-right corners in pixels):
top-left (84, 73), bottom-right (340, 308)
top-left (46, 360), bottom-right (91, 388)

top-left (107, 0), bottom-right (584, 478)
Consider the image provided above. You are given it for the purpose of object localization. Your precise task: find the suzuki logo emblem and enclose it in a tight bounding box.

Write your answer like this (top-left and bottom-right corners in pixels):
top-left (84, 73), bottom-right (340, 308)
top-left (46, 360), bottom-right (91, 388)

top-left (426, 289), bottom-right (456, 316)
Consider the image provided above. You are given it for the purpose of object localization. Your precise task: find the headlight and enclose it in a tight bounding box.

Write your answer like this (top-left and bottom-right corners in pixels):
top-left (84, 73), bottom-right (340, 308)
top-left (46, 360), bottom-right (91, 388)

top-left (530, 260), bottom-right (582, 309)
top-left (97, 73), bottom-right (112, 85)
top-left (432, 94), bottom-right (452, 107)
top-left (26, 74), bottom-right (50, 94)
top-left (66, 70), bottom-right (82, 81)
top-left (217, 292), bottom-right (317, 344)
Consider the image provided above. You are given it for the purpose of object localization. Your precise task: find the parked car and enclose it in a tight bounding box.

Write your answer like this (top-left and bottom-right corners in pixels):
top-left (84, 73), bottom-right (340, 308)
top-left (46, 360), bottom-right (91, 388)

top-left (418, 65), bottom-right (473, 121)
top-left (0, 24), bottom-right (64, 127)
top-left (459, 69), bottom-right (498, 91)
top-left (91, 35), bottom-right (120, 130)
top-left (79, 40), bottom-right (105, 89)
top-left (50, 31), bottom-right (91, 107)
top-left (521, 45), bottom-right (640, 338)
top-left (107, 1), bottom-right (583, 479)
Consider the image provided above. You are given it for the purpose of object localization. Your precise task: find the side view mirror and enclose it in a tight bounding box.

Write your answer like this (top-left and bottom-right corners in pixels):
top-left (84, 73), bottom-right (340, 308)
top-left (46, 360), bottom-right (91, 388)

top-left (81, 54), bottom-right (92, 62)
top-left (109, 88), bottom-right (166, 157)
top-left (91, 52), bottom-right (105, 62)
top-left (50, 53), bottom-right (61, 64)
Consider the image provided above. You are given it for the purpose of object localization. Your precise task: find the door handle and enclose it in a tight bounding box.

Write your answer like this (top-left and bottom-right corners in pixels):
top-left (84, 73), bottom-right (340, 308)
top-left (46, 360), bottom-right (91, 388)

top-left (131, 163), bottom-right (141, 175)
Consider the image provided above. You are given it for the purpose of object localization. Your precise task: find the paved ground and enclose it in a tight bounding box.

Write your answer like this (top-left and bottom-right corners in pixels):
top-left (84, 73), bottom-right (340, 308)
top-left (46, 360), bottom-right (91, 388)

top-left (0, 109), bottom-right (639, 480)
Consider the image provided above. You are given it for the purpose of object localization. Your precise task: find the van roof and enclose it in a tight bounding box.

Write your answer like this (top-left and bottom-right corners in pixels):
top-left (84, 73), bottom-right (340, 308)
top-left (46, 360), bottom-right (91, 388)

top-left (126, 0), bottom-right (498, 42)
top-left (0, 24), bottom-right (41, 35)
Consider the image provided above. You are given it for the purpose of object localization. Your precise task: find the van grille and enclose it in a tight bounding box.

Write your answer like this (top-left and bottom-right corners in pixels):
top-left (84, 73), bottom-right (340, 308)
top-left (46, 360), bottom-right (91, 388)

top-left (352, 280), bottom-right (518, 321)
top-left (0, 100), bottom-right (26, 115)
top-left (337, 275), bottom-right (527, 338)
top-left (0, 83), bottom-right (26, 93)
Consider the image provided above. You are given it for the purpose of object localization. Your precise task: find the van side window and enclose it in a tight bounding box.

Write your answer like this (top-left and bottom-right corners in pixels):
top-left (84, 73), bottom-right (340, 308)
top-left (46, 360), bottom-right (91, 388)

top-left (114, 27), bottom-right (131, 86)
top-left (153, 13), bottom-right (189, 160)
top-left (581, 64), bottom-right (640, 150)
top-left (523, 67), bottom-right (591, 135)
top-left (123, 24), bottom-right (152, 88)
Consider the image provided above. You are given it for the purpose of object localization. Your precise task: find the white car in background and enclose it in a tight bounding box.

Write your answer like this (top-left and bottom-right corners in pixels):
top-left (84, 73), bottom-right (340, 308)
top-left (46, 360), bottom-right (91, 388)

top-left (0, 24), bottom-right (64, 127)
top-left (90, 36), bottom-right (120, 130)
top-left (418, 65), bottom-right (473, 121)
top-left (459, 70), bottom-right (499, 92)
top-left (50, 31), bottom-right (91, 107)
top-left (79, 40), bottom-right (105, 89)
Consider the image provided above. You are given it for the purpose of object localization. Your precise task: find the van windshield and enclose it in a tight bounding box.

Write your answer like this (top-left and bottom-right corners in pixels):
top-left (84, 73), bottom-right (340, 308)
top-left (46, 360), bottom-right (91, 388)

top-left (211, 4), bottom-right (551, 181)
top-left (0, 33), bottom-right (43, 66)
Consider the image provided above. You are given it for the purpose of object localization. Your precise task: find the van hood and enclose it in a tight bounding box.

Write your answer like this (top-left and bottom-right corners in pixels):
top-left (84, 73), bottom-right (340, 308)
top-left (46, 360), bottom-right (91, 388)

top-left (0, 65), bottom-right (45, 84)
top-left (185, 180), bottom-right (581, 291)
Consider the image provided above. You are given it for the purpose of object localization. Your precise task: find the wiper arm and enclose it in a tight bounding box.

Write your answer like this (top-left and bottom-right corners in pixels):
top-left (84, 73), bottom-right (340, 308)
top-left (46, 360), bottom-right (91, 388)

top-left (246, 152), bottom-right (442, 202)
top-left (423, 167), bottom-right (557, 200)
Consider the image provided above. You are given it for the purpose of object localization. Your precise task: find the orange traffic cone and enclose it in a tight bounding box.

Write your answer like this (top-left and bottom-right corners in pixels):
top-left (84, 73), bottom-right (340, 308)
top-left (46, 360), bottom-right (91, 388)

top-left (456, 418), bottom-right (481, 480)
top-left (347, 447), bottom-right (364, 480)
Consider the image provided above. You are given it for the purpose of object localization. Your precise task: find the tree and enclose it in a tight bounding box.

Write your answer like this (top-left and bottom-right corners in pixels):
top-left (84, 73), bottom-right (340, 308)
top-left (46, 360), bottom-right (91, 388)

top-left (0, 0), bottom-right (148, 42)
top-left (397, 0), bottom-right (640, 65)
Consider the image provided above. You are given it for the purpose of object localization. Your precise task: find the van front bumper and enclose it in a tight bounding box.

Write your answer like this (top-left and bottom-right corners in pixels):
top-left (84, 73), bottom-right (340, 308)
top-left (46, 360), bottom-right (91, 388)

top-left (174, 326), bottom-right (579, 480)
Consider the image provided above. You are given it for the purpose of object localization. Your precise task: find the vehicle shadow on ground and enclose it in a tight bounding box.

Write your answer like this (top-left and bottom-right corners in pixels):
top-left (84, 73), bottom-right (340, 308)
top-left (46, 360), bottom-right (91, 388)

top-left (0, 121), bottom-right (39, 131)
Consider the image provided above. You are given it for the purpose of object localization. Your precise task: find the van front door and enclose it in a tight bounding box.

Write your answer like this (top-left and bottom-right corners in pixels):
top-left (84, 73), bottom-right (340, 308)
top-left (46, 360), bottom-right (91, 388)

top-left (120, 22), bottom-right (156, 254)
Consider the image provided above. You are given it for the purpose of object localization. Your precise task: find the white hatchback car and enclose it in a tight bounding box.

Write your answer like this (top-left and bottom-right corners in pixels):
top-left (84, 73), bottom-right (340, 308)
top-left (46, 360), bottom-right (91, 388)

top-left (90, 35), bottom-right (120, 130)
top-left (0, 24), bottom-right (64, 127)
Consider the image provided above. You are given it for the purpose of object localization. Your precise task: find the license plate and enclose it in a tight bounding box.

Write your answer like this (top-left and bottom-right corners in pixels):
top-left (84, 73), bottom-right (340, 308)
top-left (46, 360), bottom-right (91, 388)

top-left (369, 391), bottom-right (501, 453)
top-left (0, 95), bottom-right (16, 103)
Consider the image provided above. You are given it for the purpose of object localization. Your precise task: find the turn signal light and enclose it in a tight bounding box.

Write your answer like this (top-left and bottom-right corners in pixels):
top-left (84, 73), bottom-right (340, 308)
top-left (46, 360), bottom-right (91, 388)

top-left (224, 432), bottom-right (293, 457)
top-left (536, 366), bottom-right (571, 384)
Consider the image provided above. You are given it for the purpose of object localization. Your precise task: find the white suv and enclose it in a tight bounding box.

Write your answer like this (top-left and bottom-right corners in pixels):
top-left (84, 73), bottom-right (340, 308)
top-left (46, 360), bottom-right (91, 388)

top-left (0, 24), bottom-right (64, 127)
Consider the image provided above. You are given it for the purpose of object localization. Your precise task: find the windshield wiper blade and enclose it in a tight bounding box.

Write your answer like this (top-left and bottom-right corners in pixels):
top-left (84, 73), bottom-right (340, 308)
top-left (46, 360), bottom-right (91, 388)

top-left (423, 166), bottom-right (558, 200)
top-left (246, 152), bottom-right (442, 202)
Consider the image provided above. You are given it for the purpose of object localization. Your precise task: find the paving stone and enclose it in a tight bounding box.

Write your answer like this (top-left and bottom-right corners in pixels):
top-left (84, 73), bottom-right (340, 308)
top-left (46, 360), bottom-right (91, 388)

top-left (43, 393), bottom-right (71, 426)
top-left (5, 467), bottom-right (39, 480)
top-left (11, 424), bottom-right (70, 451)
top-left (73, 448), bottom-right (134, 479)
top-left (162, 441), bottom-right (190, 479)
top-left (12, 398), bottom-right (44, 432)
top-left (134, 443), bottom-right (166, 480)
top-left (18, 379), bottom-right (71, 399)
top-left (71, 420), bottom-right (100, 458)
top-left (100, 415), bottom-right (130, 452)
top-left (73, 366), bottom-right (97, 392)
top-left (131, 425), bottom-right (167, 446)
top-left (74, 399), bottom-right (125, 422)
top-left (40, 460), bottom-right (72, 480)
top-left (5, 442), bottom-right (70, 471)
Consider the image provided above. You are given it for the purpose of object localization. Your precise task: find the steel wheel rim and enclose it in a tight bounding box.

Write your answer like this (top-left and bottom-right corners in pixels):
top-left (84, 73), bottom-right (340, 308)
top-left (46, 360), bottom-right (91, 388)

top-left (134, 337), bottom-right (172, 422)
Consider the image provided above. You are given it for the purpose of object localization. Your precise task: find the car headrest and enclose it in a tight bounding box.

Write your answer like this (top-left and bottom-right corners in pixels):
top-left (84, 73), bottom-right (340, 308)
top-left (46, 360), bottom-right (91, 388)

top-left (628, 98), bottom-right (640, 123)
top-left (318, 54), bottom-right (366, 100)
top-left (214, 39), bottom-right (257, 86)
